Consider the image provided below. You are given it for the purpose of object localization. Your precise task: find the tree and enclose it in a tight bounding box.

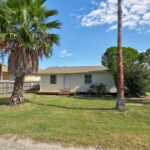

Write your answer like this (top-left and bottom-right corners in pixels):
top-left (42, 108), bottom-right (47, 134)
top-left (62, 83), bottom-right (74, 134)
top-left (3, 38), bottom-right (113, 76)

top-left (0, 0), bottom-right (60, 105)
top-left (102, 47), bottom-right (139, 81)
top-left (0, 64), bottom-right (2, 80)
top-left (125, 65), bottom-right (149, 96)
top-left (138, 49), bottom-right (150, 69)
top-left (116, 0), bottom-right (125, 110)
top-left (102, 46), bottom-right (149, 97)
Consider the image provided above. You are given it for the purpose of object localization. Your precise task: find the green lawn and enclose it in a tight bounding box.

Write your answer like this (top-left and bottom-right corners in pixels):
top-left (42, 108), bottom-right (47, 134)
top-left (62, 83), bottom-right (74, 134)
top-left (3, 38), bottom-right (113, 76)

top-left (0, 93), bottom-right (150, 150)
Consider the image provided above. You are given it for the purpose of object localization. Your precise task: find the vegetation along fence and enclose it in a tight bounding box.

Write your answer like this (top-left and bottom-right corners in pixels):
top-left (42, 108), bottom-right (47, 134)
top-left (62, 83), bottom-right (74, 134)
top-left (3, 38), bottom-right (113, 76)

top-left (0, 81), bottom-right (40, 94)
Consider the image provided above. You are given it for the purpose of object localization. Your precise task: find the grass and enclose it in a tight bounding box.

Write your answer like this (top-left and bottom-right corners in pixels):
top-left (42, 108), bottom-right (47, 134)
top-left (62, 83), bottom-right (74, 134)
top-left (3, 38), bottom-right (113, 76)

top-left (0, 93), bottom-right (150, 150)
top-left (146, 91), bottom-right (150, 96)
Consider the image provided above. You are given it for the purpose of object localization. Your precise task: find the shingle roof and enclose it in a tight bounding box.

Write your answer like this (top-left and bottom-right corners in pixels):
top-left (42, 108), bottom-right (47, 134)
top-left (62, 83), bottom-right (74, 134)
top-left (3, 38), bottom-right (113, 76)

top-left (1, 65), bottom-right (42, 73)
top-left (38, 66), bottom-right (109, 74)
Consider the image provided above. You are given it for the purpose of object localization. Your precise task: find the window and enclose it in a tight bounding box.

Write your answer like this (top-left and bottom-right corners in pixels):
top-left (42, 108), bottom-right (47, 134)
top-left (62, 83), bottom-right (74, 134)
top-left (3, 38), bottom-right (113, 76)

top-left (50, 75), bottom-right (57, 84)
top-left (85, 74), bottom-right (92, 84)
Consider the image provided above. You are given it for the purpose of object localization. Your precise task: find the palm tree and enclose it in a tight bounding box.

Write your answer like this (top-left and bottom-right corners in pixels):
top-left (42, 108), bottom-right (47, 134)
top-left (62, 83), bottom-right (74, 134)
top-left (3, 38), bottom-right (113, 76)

top-left (116, 0), bottom-right (125, 110)
top-left (0, 0), bottom-right (60, 105)
top-left (0, 64), bottom-right (2, 80)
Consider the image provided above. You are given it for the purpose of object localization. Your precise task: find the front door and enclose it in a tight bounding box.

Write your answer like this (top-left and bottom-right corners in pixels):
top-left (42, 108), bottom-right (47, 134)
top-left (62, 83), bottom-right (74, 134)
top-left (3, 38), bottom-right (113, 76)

top-left (64, 75), bottom-right (71, 90)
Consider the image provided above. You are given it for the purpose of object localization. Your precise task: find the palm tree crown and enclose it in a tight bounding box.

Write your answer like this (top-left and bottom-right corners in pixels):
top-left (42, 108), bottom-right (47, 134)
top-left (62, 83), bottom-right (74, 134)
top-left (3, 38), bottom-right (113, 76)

top-left (0, 0), bottom-right (61, 76)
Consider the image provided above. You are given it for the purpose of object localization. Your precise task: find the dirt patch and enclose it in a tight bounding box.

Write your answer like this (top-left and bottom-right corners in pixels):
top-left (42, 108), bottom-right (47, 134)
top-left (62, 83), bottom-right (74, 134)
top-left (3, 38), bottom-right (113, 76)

top-left (0, 136), bottom-right (103, 150)
top-left (126, 96), bottom-right (150, 105)
top-left (127, 103), bottom-right (143, 106)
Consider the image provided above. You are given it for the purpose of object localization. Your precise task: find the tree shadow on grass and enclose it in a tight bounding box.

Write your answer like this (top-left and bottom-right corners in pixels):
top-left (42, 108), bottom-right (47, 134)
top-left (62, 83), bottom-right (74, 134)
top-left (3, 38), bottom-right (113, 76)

top-left (0, 97), bottom-right (10, 105)
top-left (69, 95), bottom-right (116, 101)
top-left (126, 98), bottom-right (150, 105)
top-left (26, 100), bottom-right (115, 111)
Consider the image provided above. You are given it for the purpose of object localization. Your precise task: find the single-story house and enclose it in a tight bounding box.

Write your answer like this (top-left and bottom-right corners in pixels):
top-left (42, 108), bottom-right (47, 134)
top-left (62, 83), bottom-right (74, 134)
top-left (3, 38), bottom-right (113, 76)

top-left (38, 66), bottom-right (117, 94)
top-left (0, 65), bottom-right (41, 81)
top-left (0, 65), bottom-right (13, 80)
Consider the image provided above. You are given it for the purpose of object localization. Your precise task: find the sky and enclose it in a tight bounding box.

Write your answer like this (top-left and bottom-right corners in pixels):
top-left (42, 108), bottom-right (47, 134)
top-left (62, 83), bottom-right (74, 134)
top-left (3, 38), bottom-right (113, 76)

top-left (4, 0), bottom-right (150, 69)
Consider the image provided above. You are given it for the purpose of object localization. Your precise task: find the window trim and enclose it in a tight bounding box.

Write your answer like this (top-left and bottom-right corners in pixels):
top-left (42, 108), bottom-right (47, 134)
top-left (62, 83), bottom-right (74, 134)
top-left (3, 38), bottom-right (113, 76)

top-left (84, 74), bottom-right (92, 84)
top-left (50, 75), bottom-right (57, 84)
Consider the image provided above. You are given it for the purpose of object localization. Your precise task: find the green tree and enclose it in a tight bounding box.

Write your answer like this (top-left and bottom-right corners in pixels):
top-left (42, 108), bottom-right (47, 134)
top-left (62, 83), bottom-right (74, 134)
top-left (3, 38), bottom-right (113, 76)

top-left (138, 49), bottom-right (150, 69)
top-left (125, 65), bottom-right (149, 96)
top-left (102, 47), bottom-right (149, 96)
top-left (0, 0), bottom-right (60, 105)
top-left (102, 46), bottom-right (139, 79)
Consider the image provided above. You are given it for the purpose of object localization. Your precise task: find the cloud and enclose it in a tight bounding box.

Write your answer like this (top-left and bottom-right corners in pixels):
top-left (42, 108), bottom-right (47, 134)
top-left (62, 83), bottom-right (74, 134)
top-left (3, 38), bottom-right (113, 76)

top-left (91, 0), bottom-right (99, 6)
top-left (59, 49), bottom-right (73, 58)
top-left (81, 0), bottom-right (150, 32)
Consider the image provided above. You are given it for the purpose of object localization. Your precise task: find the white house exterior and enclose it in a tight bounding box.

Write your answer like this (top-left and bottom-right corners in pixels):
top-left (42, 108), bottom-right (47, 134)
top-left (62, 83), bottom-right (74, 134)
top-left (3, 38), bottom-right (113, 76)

top-left (38, 66), bottom-right (117, 94)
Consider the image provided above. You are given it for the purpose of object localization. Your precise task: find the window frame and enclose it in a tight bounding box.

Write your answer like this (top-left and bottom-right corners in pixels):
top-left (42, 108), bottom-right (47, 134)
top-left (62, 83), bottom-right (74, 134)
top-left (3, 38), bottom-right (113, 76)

top-left (50, 75), bottom-right (57, 84)
top-left (84, 74), bottom-right (92, 84)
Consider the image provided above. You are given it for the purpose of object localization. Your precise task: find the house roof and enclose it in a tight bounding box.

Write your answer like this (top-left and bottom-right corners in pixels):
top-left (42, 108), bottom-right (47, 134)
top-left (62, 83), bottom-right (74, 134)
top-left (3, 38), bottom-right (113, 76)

top-left (38, 66), bottom-right (109, 74)
top-left (1, 65), bottom-right (42, 73)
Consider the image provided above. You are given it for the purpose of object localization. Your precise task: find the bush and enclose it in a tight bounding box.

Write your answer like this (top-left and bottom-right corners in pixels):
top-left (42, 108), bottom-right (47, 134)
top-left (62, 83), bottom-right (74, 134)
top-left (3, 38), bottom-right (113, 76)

top-left (87, 83), bottom-right (107, 95)
top-left (125, 66), bottom-right (150, 97)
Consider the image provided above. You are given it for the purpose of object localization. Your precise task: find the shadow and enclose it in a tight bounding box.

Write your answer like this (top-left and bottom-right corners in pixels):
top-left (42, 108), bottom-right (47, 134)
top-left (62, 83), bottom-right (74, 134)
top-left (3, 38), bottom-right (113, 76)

top-left (25, 89), bottom-right (39, 93)
top-left (126, 98), bottom-right (150, 105)
top-left (71, 95), bottom-right (150, 105)
top-left (26, 100), bottom-right (115, 111)
top-left (0, 97), bottom-right (10, 105)
top-left (70, 95), bottom-right (116, 101)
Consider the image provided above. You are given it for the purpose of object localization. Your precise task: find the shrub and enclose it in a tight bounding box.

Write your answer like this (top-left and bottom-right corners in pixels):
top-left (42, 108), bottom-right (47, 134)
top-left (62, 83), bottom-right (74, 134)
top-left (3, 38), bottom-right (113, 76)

top-left (125, 66), bottom-right (150, 97)
top-left (87, 83), bottom-right (107, 95)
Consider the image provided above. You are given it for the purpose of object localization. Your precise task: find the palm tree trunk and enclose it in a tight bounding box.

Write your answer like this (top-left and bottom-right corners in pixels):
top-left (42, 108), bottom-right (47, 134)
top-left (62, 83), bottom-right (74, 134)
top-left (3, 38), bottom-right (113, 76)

top-left (116, 0), bottom-right (125, 110)
top-left (0, 64), bottom-right (2, 80)
top-left (10, 75), bottom-right (24, 105)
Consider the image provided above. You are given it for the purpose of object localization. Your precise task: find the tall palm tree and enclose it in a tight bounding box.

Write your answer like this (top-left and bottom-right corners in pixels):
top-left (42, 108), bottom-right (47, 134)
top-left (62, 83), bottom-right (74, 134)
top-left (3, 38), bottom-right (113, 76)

top-left (116, 0), bottom-right (125, 110)
top-left (0, 0), bottom-right (60, 105)
top-left (0, 64), bottom-right (2, 80)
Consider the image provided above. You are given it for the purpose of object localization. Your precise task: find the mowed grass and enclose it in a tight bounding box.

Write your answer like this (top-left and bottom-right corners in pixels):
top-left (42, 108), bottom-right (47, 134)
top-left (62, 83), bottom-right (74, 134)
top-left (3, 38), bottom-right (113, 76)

top-left (0, 93), bottom-right (150, 150)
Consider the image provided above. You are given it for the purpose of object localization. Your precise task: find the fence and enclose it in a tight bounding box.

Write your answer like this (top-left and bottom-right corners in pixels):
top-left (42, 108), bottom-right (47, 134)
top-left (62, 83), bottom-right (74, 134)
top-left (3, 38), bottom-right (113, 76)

top-left (0, 81), bottom-right (40, 94)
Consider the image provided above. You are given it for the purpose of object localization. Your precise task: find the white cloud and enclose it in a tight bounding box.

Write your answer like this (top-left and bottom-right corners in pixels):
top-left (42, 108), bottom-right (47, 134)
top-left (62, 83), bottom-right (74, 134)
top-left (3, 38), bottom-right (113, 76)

top-left (91, 0), bottom-right (99, 6)
top-left (59, 49), bottom-right (73, 58)
top-left (81, 0), bottom-right (150, 32)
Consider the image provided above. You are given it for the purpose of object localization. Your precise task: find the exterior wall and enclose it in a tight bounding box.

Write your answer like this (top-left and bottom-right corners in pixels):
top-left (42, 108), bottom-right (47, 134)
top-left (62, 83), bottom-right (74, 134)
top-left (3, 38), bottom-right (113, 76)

top-left (2, 72), bottom-right (10, 80)
top-left (24, 75), bottom-right (41, 81)
top-left (40, 72), bottom-right (117, 93)
top-left (40, 74), bottom-right (64, 92)
top-left (4, 73), bottom-right (41, 82)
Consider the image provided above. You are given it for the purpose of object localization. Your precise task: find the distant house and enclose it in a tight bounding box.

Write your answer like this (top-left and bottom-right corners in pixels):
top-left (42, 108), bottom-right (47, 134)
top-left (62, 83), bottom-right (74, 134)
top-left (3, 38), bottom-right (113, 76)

top-left (38, 66), bottom-right (117, 94)
top-left (0, 65), bottom-right (13, 80)
top-left (0, 65), bottom-right (41, 81)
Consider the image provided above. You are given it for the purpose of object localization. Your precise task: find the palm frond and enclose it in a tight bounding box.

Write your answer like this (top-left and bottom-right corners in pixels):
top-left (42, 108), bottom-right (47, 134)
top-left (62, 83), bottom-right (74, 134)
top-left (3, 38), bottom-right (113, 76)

top-left (45, 21), bottom-right (61, 29)
top-left (0, 0), bottom-right (61, 75)
top-left (45, 10), bottom-right (58, 17)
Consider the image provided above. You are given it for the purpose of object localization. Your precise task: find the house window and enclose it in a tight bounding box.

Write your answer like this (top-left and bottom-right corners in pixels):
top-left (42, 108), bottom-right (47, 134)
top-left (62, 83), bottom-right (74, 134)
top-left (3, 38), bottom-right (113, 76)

top-left (85, 74), bottom-right (92, 84)
top-left (50, 75), bottom-right (57, 84)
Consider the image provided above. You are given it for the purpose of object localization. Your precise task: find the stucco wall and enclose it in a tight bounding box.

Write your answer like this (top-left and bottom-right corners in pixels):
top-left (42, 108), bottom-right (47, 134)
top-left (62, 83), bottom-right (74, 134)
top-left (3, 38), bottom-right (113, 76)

top-left (40, 74), bottom-right (64, 92)
top-left (2, 72), bottom-right (10, 80)
top-left (40, 72), bottom-right (117, 93)
top-left (24, 75), bottom-right (41, 81)
top-left (9, 74), bottom-right (41, 82)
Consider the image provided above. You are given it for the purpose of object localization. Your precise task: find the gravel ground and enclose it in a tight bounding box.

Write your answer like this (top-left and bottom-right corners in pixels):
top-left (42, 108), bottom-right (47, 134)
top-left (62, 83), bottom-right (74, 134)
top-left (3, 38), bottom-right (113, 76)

top-left (0, 136), bottom-right (101, 150)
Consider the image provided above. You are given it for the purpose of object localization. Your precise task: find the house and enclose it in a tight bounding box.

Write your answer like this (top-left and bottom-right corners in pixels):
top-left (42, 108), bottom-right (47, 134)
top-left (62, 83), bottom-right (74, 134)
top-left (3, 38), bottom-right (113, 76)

top-left (0, 65), bottom-right (14, 80)
top-left (0, 65), bottom-right (41, 81)
top-left (38, 66), bottom-right (117, 94)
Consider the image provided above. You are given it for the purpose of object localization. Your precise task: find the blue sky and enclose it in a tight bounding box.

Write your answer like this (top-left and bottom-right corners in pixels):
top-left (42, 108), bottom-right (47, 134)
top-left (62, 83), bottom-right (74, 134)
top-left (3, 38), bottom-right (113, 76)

top-left (4, 0), bottom-right (150, 69)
